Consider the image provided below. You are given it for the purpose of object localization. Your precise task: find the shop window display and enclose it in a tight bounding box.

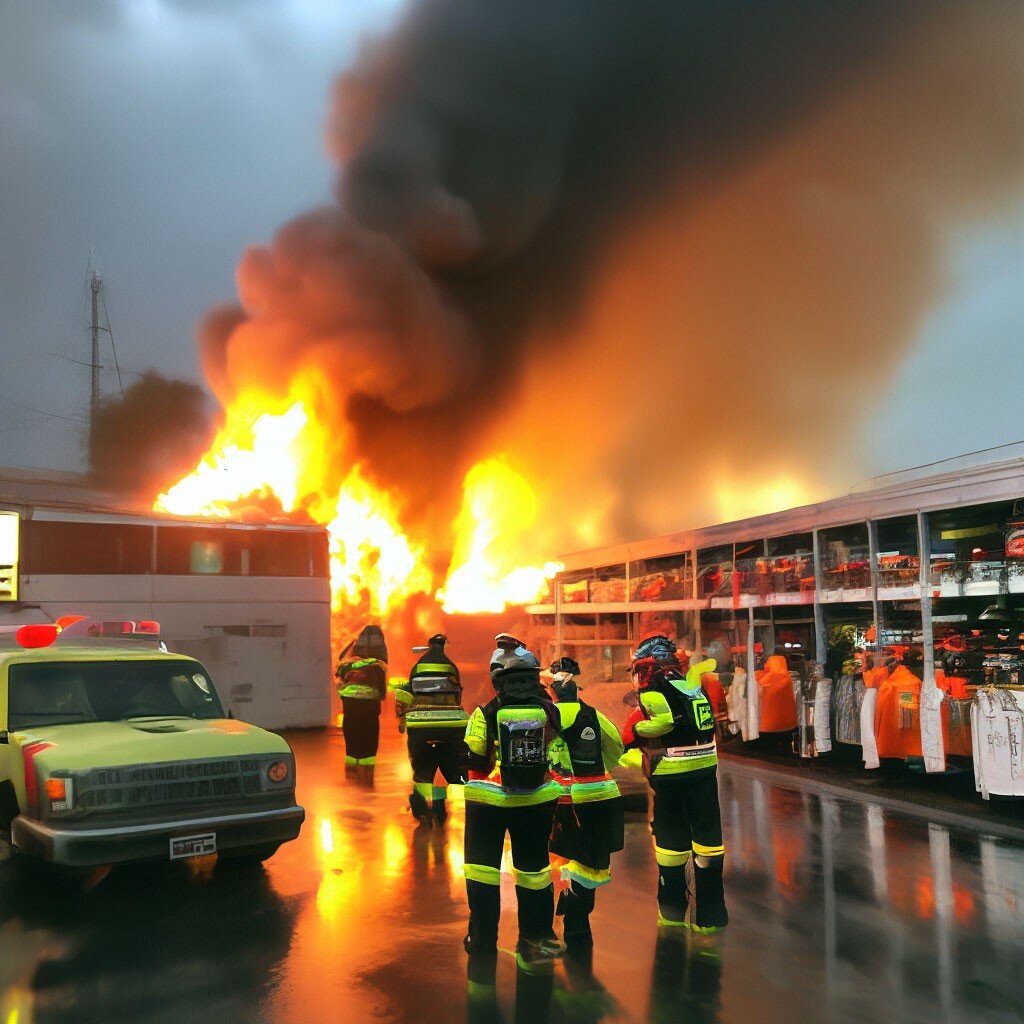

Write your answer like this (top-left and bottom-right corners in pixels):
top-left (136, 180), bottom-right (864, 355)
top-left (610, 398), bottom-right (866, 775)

top-left (765, 532), bottom-right (815, 604)
top-left (820, 523), bottom-right (871, 602)
top-left (629, 552), bottom-right (692, 602)
top-left (928, 500), bottom-right (1022, 598)
top-left (876, 515), bottom-right (922, 599)
top-left (697, 544), bottom-right (733, 604)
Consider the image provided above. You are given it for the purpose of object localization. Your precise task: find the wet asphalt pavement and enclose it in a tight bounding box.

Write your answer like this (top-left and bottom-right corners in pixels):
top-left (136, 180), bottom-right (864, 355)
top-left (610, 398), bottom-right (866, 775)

top-left (1, 724), bottom-right (1023, 1024)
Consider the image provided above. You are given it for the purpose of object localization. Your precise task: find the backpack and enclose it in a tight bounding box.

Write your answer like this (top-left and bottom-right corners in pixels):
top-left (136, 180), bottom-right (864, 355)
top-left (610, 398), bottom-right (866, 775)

top-left (561, 702), bottom-right (604, 777)
top-left (496, 706), bottom-right (551, 791)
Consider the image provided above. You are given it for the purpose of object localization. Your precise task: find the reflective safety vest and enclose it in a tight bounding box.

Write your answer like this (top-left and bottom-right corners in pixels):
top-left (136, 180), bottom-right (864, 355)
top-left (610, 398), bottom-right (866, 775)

top-left (550, 701), bottom-right (623, 803)
top-left (634, 659), bottom-right (718, 778)
top-left (337, 658), bottom-right (387, 702)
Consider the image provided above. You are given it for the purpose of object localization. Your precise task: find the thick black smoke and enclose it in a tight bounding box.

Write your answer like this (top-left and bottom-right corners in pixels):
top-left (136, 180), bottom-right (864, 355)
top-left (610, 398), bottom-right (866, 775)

top-left (201, 0), bottom-right (1023, 546)
top-left (89, 372), bottom-right (215, 497)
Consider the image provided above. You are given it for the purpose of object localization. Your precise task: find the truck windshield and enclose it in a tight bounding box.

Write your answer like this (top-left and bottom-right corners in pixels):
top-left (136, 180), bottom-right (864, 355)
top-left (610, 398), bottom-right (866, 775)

top-left (7, 659), bottom-right (225, 730)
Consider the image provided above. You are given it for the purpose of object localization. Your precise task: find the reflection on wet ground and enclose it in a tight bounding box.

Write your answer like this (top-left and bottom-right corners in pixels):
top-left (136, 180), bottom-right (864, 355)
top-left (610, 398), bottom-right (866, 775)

top-left (1, 727), bottom-right (1022, 1023)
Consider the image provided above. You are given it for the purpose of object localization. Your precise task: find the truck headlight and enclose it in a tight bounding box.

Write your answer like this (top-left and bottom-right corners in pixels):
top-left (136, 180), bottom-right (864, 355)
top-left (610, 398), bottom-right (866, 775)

top-left (266, 760), bottom-right (290, 784)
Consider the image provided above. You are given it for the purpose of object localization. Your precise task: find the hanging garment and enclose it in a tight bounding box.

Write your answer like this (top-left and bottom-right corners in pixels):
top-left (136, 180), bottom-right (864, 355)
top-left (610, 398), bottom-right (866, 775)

top-left (971, 688), bottom-right (1024, 799)
top-left (758, 655), bottom-right (798, 733)
top-left (860, 666), bottom-right (888, 769)
top-left (875, 665), bottom-right (923, 759)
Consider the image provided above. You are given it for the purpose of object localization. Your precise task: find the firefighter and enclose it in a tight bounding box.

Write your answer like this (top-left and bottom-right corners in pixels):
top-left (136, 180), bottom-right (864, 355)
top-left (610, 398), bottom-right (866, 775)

top-left (546, 656), bottom-right (625, 953)
top-left (392, 633), bottom-right (468, 828)
top-left (463, 637), bottom-right (564, 970)
top-left (622, 635), bottom-right (728, 933)
top-left (335, 625), bottom-right (388, 768)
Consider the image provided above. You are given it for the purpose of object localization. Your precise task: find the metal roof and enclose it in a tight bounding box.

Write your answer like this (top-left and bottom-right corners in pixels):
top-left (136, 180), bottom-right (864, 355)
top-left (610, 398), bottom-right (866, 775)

top-left (559, 453), bottom-right (1024, 571)
top-left (0, 466), bottom-right (322, 533)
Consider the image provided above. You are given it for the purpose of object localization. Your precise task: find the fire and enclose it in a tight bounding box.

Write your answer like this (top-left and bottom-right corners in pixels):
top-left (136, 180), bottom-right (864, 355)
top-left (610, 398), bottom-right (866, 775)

top-left (324, 467), bottom-right (432, 615)
top-left (155, 399), bottom-right (310, 518)
top-left (437, 458), bottom-right (562, 614)
top-left (154, 394), bottom-right (557, 619)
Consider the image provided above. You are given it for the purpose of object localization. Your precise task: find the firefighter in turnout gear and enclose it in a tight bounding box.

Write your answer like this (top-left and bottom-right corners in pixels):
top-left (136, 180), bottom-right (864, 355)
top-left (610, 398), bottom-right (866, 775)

top-left (547, 657), bottom-right (625, 953)
top-left (336, 625), bottom-right (389, 768)
top-left (392, 634), bottom-right (468, 827)
top-left (622, 635), bottom-right (728, 933)
top-left (462, 637), bottom-right (565, 970)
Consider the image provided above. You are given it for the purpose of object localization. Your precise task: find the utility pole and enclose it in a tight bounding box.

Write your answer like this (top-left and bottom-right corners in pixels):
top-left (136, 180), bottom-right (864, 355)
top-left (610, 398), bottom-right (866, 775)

top-left (89, 267), bottom-right (102, 434)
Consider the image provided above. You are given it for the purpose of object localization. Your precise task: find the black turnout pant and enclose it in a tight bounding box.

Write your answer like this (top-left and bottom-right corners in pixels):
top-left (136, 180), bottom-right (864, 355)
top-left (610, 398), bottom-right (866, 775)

top-left (341, 698), bottom-right (381, 760)
top-left (408, 729), bottom-right (465, 788)
top-left (464, 800), bottom-right (558, 943)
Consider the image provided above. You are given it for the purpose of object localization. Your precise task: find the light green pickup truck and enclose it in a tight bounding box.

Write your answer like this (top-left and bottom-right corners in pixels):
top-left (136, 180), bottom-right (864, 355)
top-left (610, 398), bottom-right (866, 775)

top-left (0, 623), bottom-right (304, 868)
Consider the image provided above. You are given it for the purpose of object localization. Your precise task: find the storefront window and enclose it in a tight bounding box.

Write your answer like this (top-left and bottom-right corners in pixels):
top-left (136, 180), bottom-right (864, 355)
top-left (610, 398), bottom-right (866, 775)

top-left (697, 544), bottom-right (733, 602)
top-left (629, 552), bottom-right (691, 602)
top-left (820, 523), bottom-right (871, 600)
top-left (734, 540), bottom-right (768, 607)
top-left (876, 516), bottom-right (921, 597)
top-left (928, 500), bottom-right (1020, 598)
top-left (765, 533), bottom-right (815, 603)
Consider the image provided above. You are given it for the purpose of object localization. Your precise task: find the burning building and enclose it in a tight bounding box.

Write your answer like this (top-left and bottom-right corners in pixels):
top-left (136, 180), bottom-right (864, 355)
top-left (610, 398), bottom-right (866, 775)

top-left (140, 1), bottom-right (1022, 647)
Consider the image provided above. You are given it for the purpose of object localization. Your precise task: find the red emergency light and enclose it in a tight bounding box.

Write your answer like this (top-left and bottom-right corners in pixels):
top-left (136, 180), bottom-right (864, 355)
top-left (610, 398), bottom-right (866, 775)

top-left (16, 624), bottom-right (59, 649)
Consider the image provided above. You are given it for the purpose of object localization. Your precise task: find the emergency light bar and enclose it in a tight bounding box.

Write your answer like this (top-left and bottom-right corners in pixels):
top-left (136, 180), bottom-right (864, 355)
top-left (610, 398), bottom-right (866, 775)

top-left (12, 617), bottom-right (163, 650)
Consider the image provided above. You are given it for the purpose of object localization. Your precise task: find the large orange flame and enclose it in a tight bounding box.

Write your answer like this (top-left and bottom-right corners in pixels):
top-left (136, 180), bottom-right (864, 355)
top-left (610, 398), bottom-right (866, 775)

top-left (154, 388), bottom-right (559, 620)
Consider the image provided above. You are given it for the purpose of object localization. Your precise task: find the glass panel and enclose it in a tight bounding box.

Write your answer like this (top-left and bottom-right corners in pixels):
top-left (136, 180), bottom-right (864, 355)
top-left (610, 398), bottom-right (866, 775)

top-left (765, 533), bottom-right (814, 597)
top-left (25, 520), bottom-right (152, 575)
top-left (245, 531), bottom-right (311, 577)
top-left (629, 552), bottom-right (692, 601)
top-left (928, 500), bottom-right (1021, 597)
top-left (697, 545), bottom-right (733, 599)
top-left (876, 515), bottom-right (921, 590)
top-left (157, 527), bottom-right (241, 575)
top-left (820, 523), bottom-right (871, 596)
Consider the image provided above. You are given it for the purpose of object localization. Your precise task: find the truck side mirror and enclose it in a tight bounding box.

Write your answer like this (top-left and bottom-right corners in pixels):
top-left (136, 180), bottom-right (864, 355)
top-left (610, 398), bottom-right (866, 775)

top-left (0, 730), bottom-right (8, 744)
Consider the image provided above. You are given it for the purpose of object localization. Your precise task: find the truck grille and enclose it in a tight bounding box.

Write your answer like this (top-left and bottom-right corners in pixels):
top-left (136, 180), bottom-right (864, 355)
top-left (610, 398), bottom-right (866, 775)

top-left (75, 758), bottom-right (265, 813)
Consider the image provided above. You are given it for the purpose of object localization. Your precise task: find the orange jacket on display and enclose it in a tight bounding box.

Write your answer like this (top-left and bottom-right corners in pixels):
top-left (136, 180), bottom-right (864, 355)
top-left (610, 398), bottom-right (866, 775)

top-left (757, 655), bottom-right (798, 733)
top-left (874, 664), bottom-right (923, 759)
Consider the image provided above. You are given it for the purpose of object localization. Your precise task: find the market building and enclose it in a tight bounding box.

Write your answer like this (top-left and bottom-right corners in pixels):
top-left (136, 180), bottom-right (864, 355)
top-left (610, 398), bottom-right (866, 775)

top-left (0, 467), bottom-right (331, 729)
top-left (524, 452), bottom-right (1024, 804)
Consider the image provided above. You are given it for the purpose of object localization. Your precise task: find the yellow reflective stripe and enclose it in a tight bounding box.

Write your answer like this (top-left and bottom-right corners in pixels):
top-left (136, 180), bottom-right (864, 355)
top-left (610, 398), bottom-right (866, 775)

top-left (463, 780), bottom-right (562, 807)
top-left (339, 684), bottom-right (378, 699)
top-left (570, 779), bottom-right (620, 803)
top-left (414, 781), bottom-right (433, 799)
top-left (388, 676), bottom-right (410, 690)
top-left (654, 845), bottom-right (691, 867)
top-left (394, 690), bottom-right (414, 705)
top-left (692, 841), bottom-right (725, 858)
top-left (513, 865), bottom-right (552, 890)
top-left (464, 863), bottom-right (501, 886)
top-left (652, 752), bottom-right (718, 776)
top-left (357, 756), bottom-right (376, 766)
top-left (560, 861), bottom-right (611, 887)
top-left (405, 718), bottom-right (468, 729)
top-left (413, 664), bottom-right (455, 674)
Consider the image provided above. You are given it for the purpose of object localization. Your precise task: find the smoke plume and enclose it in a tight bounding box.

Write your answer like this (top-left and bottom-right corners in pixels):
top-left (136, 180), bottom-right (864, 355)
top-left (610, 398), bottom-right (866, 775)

top-left (90, 372), bottom-right (215, 497)
top-left (201, 0), bottom-right (1024, 554)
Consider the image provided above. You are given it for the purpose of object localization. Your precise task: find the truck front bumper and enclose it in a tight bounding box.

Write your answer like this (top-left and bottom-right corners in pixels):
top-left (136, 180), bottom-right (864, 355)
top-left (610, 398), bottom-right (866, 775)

top-left (11, 804), bottom-right (305, 867)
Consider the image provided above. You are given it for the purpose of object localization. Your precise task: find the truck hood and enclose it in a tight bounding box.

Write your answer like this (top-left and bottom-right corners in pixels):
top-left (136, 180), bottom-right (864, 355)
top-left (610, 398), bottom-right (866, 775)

top-left (14, 718), bottom-right (290, 772)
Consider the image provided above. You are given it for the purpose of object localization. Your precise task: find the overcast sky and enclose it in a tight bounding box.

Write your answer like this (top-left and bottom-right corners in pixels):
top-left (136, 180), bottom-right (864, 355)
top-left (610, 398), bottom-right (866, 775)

top-left (1, 0), bottom-right (1022, 491)
top-left (0, 0), bottom-right (403, 467)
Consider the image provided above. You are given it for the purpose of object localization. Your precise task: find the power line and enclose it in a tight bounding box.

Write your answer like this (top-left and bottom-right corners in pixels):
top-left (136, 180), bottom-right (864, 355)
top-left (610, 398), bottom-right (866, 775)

top-left (0, 392), bottom-right (89, 425)
top-left (100, 288), bottom-right (125, 396)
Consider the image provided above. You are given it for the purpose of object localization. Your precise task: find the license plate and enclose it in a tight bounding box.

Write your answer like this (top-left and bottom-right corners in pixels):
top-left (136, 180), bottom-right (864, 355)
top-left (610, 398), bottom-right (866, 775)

top-left (170, 833), bottom-right (217, 860)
